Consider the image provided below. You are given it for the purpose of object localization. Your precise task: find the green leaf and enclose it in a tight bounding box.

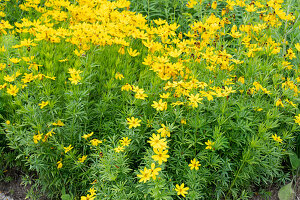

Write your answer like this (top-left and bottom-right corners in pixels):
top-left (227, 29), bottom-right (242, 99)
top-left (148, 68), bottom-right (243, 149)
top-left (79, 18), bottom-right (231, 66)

top-left (289, 151), bottom-right (300, 170)
top-left (61, 194), bottom-right (72, 200)
top-left (278, 182), bottom-right (294, 200)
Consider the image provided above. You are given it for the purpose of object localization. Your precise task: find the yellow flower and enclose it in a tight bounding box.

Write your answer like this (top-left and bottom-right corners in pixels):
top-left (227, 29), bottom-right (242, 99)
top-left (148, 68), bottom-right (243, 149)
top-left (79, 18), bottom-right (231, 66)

top-left (272, 134), bottom-right (283, 143)
top-left (127, 48), bottom-right (140, 57)
top-left (82, 132), bottom-right (94, 139)
top-left (118, 46), bottom-right (125, 55)
top-left (212, 1), bottom-right (217, 9)
top-left (57, 160), bottom-right (63, 169)
top-left (64, 145), bottom-right (73, 153)
top-left (126, 117), bottom-right (141, 129)
top-left (295, 43), bottom-right (300, 51)
top-left (90, 139), bottom-right (102, 146)
top-left (78, 155), bottom-right (87, 163)
top-left (33, 132), bottom-right (43, 144)
top-left (74, 49), bottom-right (85, 57)
top-left (294, 114), bottom-right (300, 125)
top-left (115, 72), bottom-right (124, 80)
top-left (121, 83), bottom-right (132, 91)
top-left (159, 92), bottom-right (170, 99)
top-left (7, 85), bottom-right (19, 96)
top-left (152, 148), bottom-right (169, 165)
top-left (114, 146), bottom-right (125, 153)
top-left (9, 58), bottom-right (21, 64)
top-left (188, 158), bottom-right (201, 170)
top-left (5, 120), bottom-right (10, 125)
top-left (148, 134), bottom-right (168, 150)
top-left (120, 137), bottom-right (131, 147)
top-left (188, 93), bottom-right (203, 108)
top-left (205, 140), bottom-right (215, 150)
top-left (52, 120), bottom-right (65, 126)
top-left (137, 167), bottom-right (151, 183)
top-left (181, 119), bottom-right (187, 124)
top-left (275, 99), bottom-right (284, 107)
top-left (175, 183), bottom-right (189, 197)
top-left (39, 101), bottom-right (49, 109)
top-left (152, 99), bottom-right (167, 111)
top-left (149, 163), bottom-right (161, 180)
top-left (157, 124), bottom-right (170, 137)
top-left (68, 74), bottom-right (82, 85)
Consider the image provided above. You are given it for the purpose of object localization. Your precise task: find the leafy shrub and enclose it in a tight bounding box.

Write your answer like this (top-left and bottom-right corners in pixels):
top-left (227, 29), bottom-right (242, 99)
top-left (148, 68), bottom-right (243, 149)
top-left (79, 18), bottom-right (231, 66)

top-left (0, 0), bottom-right (299, 199)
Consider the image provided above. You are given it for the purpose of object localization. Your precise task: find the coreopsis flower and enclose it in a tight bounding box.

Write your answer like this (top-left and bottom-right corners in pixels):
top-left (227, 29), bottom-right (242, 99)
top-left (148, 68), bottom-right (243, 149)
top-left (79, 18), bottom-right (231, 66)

top-left (68, 74), bottom-right (82, 85)
top-left (126, 117), bottom-right (141, 129)
top-left (175, 183), bottom-right (189, 197)
top-left (33, 132), bottom-right (43, 144)
top-left (272, 134), bottom-right (283, 143)
top-left (9, 58), bottom-right (21, 64)
top-left (4, 75), bottom-right (15, 82)
top-left (127, 48), bottom-right (140, 57)
top-left (39, 101), bottom-right (49, 109)
top-left (152, 148), bottom-right (170, 165)
top-left (114, 146), bottom-right (125, 153)
top-left (152, 99), bottom-right (167, 111)
top-left (82, 132), bottom-right (94, 139)
top-left (295, 43), bottom-right (300, 51)
top-left (212, 1), bottom-right (217, 9)
top-left (285, 48), bottom-right (296, 60)
top-left (205, 140), bottom-right (215, 150)
top-left (157, 124), bottom-right (170, 137)
top-left (181, 119), bottom-right (187, 124)
top-left (189, 158), bottom-right (201, 170)
top-left (275, 99), bottom-right (284, 107)
top-left (0, 46), bottom-right (6, 52)
top-left (149, 163), bottom-right (161, 180)
top-left (46, 129), bottom-right (55, 137)
top-left (137, 167), bottom-right (151, 183)
top-left (238, 77), bottom-right (245, 84)
top-left (64, 145), bottom-right (73, 153)
top-left (0, 83), bottom-right (7, 90)
top-left (115, 72), bottom-right (124, 80)
top-left (148, 134), bottom-right (168, 150)
top-left (81, 194), bottom-right (95, 200)
top-left (118, 46), bottom-right (125, 55)
top-left (294, 114), bottom-right (300, 125)
top-left (121, 83), bottom-right (132, 91)
top-left (135, 91), bottom-right (148, 100)
top-left (254, 107), bottom-right (263, 111)
top-left (186, 0), bottom-right (197, 8)
top-left (90, 139), bottom-right (102, 146)
top-left (74, 49), bottom-right (85, 57)
top-left (52, 120), bottom-right (65, 126)
top-left (159, 92), bottom-right (170, 99)
top-left (57, 160), bottom-right (63, 169)
top-left (120, 137), bottom-right (131, 147)
top-left (0, 63), bottom-right (6, 70)
top-left (188, 93), bottom-right (203, 108)
top-left (78, 155), bottom-right (87, 163)
top-left (6, 85), bottom-right (19, 96)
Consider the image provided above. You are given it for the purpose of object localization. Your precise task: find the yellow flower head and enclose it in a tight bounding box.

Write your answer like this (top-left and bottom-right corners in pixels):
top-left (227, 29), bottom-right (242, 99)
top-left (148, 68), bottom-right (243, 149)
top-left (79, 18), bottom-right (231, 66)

top-left (39, 101), bottom-right (49, 109)
top-left (175, 183), bottom-right (189, 197)
top-left (120, 137), bottom-right (131, 147)
top-left (126, 117), bottom-right (141, 129)
top-left (188, 158), bottom-right (201, 170)
top-left (64, 145), bottom-right (73, 153)
top-left (272, 134), bottom-right (283, 143)
top-left (205, 140), bottom-right (215, 150)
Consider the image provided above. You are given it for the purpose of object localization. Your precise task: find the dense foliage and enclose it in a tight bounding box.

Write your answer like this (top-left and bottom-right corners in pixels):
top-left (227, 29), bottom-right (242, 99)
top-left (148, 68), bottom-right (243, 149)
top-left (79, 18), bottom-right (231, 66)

top-left (0, 0), bottom-right (299, 199)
